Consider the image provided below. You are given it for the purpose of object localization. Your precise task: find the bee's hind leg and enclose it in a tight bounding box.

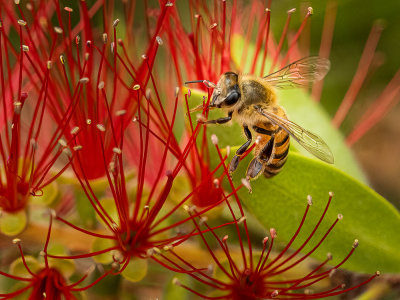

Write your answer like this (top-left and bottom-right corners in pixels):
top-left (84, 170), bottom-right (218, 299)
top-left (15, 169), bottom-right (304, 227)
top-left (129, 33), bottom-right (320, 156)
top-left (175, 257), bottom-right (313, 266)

top-left (246, 134), bottom-right (275, 180)
top-left (229, 124), bottom-right (252, 175)
top-left (258, 135), bottom-right (275, 162)
top-left (246, 158), bottom-right (263, 179)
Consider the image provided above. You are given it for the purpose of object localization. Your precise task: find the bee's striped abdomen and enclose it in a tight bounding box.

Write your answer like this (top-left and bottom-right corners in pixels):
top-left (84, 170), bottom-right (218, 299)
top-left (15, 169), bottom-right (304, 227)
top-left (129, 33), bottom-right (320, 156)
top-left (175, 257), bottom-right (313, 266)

top-left (253, 107), bottom-right (290, 178)
top-left (263, 127), bottom-right (290, 178)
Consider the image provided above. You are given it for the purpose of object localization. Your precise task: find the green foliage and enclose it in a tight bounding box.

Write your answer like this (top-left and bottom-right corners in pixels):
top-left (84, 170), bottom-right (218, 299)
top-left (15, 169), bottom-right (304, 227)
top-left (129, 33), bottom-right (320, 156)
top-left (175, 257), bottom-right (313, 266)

top-left (232, 151), bottom-right (400, 274)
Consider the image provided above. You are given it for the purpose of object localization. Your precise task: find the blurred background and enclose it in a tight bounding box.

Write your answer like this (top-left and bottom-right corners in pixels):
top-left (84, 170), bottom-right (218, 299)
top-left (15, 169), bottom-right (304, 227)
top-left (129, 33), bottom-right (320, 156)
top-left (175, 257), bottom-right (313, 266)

top-left (269, 0), bottom-right (400, 207)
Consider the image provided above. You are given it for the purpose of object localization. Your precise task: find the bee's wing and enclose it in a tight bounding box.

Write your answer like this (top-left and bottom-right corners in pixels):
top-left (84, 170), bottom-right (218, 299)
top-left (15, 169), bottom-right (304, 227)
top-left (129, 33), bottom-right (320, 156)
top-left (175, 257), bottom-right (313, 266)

top-left (254, 105), bottom-right (334, 163)
top-left (263, 56), bottom-right (330, 88)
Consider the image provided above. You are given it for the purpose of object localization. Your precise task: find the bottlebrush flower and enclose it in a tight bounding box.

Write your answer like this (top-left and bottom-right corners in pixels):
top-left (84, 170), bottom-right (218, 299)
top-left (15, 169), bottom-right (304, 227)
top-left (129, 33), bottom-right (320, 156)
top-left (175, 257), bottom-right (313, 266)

top-left (171, 150), bottom-right (379, 299)
top-left (46, 84), bottom-right (237, 281)
top-left (0, 6), bottom-right (82, 229)
top-left (0, 212), bottom-right (112, 300)
top-left (0, 0), bottom-right (176, 182)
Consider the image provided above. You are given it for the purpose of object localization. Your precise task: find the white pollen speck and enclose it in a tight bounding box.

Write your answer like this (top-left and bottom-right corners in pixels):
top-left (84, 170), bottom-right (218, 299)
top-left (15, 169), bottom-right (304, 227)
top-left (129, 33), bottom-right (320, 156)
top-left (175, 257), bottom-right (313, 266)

top-left (17, 19), bottom-right (27, 26)
top-left (116, 110), bottom-right (126, 116)
top-left (211, 134), bottom-right (218, 145)
top-left (238, 216), bottom-right (246, 224)
top-left (241, 178), bottom-right (252, 193)
top-left (113, 147), bottom-right (122, 154)
top-left (226, 145), bottom-right (231, 157)
top-left (113, 19), bottom-right (120, 27)
top-left (213, 178), bottom-right (219, 188)
top-left (307, 195), bottom-right (313, 205)
top-left (58, 139), bottom-right (67, 147)
top-left (71, 126), bottom-right (80, 134)
top-left (54, 26), bottom-right (63, 34)
top-left (96, 124), bottom-right (106, 132)
top-left (146, 88), bottom-right (152, 99)
top-left (172, 278), bottom-right (181, 286)
top-left (156, 36), bottom-right (163, 45)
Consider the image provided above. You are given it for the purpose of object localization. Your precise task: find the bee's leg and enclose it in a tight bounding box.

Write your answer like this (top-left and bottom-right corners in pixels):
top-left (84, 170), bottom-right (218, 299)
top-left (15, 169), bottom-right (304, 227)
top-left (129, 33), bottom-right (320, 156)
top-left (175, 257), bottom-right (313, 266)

top-left (246, 135), bottom-right (275, 180)
top-left (229, 125), bottom-right (252, 175)
top-left (246, 158), bottom-right (263, 179)
top-left (198, 111), bottom-right (232, 124)
top-left (258, 134), bottom-right (275, 162)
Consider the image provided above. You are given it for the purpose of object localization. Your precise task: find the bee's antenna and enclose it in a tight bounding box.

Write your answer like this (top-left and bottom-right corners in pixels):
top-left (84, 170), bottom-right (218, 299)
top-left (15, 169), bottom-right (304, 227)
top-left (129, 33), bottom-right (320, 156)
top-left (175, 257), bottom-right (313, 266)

top-left (184, 80), bottom-right (216, 88)
top-left (184, 80), bottom-right (205, 84)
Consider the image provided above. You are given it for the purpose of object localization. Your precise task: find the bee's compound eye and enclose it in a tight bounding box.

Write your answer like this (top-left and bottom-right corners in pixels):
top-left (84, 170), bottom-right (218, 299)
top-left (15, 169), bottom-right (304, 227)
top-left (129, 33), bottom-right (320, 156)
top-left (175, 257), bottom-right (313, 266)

top-left (224, 90), bottom-right (240, 106)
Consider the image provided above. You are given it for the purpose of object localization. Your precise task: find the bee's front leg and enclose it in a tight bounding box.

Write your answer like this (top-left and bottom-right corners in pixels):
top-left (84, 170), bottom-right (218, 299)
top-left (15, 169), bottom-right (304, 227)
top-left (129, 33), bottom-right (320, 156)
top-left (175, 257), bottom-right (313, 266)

top-left (198, 112), bottom-right (232, 124)
top-left (229, 124), bottom-right (252, 175)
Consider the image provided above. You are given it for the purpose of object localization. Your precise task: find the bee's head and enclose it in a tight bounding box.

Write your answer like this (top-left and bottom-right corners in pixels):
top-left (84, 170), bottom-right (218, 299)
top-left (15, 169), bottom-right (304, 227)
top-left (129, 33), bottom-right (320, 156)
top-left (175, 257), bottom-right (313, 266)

top-left (211, 72), bottom-right (241, 108)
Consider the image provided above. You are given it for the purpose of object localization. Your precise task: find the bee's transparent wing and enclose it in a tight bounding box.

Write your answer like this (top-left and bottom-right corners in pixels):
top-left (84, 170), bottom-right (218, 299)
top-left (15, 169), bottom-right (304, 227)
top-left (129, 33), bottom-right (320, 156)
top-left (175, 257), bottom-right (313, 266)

top-left (254, 105), bottom-right (334, 163)
top-left (263, 56), bottom-right (330, 88)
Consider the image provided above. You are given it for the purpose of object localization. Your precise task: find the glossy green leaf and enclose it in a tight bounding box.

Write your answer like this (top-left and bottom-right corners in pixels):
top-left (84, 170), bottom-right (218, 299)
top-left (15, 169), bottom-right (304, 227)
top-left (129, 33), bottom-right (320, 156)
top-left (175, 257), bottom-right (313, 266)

top-left (230, 151), bottom-right (400, 274)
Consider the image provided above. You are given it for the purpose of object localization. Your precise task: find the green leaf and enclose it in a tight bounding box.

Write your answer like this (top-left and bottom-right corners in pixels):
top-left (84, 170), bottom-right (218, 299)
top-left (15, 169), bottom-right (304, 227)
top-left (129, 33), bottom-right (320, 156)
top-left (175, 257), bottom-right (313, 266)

top-left (279, 88), bottom-right (367, 182)
top-left (230, 151), bottom-right (400, 274)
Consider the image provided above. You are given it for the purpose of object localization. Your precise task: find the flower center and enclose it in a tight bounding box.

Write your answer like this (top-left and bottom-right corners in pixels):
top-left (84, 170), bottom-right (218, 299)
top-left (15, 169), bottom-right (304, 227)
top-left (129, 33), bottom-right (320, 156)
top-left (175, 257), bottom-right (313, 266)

top-left (231, 269), bottom-right (266, 300)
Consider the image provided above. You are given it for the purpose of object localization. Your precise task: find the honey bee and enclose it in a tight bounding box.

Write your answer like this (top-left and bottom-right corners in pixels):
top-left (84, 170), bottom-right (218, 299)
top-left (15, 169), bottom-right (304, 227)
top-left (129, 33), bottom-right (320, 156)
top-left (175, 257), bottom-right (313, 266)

top-left (186, 57), bottom-right (334, 180)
